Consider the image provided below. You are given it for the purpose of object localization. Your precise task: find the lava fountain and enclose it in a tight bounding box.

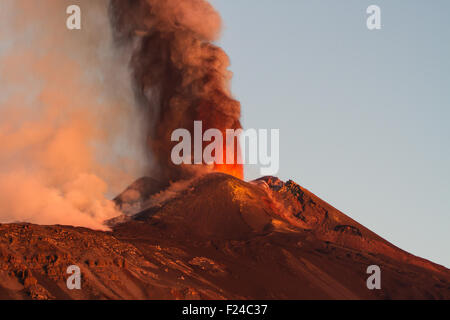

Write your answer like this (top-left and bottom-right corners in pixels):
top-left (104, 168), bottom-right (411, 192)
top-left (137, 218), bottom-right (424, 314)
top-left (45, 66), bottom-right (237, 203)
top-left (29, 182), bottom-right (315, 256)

top-left (109, 0), bottom-right (244, 181)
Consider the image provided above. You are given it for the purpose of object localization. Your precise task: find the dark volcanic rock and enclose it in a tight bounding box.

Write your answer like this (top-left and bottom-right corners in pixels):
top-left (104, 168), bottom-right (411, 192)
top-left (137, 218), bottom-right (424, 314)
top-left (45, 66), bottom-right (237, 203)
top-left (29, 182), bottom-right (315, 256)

top-left (0, 173), bottom-right (449, 300)
top-left (113, 177), bottom-right (166, 215)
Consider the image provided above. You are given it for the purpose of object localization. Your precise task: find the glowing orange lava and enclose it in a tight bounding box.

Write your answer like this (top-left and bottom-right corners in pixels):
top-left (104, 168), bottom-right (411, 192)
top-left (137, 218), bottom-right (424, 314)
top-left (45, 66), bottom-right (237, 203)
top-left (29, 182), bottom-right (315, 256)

top-left (215, 163), bottom-right (244, 180)
top-left (214, 139), bottom-right (244, 180)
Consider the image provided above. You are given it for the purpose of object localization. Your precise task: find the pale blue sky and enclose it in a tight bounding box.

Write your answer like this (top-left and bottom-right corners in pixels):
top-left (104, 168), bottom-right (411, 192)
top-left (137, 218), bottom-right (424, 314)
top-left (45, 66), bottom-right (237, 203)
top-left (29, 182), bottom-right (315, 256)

top-left (211, 0), bottom-right (450, 267)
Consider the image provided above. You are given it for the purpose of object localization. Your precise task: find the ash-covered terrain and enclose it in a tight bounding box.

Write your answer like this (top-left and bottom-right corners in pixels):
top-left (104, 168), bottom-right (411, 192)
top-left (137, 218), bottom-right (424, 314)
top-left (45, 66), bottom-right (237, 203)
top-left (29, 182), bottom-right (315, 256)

top-left (0, 173), bottom-right (449, 300)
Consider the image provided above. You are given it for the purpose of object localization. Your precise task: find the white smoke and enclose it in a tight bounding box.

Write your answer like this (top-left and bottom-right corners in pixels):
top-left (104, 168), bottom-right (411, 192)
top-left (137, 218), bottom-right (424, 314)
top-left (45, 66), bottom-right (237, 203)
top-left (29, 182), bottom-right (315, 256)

top-left (0, 0), bottom-right (147, 230)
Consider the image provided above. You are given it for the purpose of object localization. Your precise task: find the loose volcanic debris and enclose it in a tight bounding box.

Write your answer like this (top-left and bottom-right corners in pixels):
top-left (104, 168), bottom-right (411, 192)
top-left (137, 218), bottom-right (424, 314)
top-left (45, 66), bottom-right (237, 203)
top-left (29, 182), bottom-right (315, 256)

top-left (1, 174), bottom-right (449, 299)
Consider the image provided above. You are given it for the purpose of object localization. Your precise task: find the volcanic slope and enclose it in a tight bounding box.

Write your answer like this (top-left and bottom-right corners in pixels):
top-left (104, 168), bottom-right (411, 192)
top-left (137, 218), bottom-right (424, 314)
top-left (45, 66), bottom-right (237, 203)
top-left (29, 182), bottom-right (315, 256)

top-left (0, 173), bottom-right (449, 299)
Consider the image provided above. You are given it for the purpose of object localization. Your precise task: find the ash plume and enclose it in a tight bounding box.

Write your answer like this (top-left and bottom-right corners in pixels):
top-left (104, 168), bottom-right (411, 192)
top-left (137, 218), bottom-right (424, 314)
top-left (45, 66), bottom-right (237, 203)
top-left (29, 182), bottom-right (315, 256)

top-left (0, 0), bottom-right (148, 229)
top-left (108, 0), bottom-right (243, 182)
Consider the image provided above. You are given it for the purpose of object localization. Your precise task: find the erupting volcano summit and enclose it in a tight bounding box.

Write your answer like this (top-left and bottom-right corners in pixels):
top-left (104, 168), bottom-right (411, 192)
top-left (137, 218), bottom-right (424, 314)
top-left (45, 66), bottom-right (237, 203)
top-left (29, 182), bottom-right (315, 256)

top-left (109, 0), bottom-right (244, 181)
top-left (0, 0), bottom-right (448, 301)
top-left (0, 173), bottom-right (449, 299)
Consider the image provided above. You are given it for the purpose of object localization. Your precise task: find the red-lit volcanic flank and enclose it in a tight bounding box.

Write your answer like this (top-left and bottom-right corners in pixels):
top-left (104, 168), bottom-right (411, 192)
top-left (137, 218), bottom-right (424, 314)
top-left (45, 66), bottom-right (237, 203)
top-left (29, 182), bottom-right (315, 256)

top-left (0, 0), bottom-right (448, 301)
top-left (0, 173), bottom-right (449, 299)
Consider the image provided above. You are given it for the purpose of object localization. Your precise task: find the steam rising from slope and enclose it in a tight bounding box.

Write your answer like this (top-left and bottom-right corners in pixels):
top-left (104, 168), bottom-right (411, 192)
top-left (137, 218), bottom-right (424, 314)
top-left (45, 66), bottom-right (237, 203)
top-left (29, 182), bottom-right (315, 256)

top-left (0, 0), bottom-right (147, 229)
top-left (109, 0), bottom-right (243, 181)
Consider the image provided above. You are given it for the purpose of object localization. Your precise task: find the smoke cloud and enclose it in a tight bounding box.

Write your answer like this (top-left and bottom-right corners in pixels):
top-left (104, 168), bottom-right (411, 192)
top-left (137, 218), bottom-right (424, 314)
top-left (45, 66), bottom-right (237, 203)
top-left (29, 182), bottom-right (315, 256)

top-left (0, 0), bottom-right (243, 229)
top-left (109, 0), bottom-right (243, 181)
top-left (0, 0), bottom-right (148, 229)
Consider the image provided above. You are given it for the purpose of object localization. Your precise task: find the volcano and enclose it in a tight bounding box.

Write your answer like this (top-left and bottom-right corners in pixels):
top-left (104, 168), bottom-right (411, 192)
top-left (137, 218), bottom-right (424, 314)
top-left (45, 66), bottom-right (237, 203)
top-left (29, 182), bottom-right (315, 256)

top-left (0, 173), bottom-right (449, 300)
